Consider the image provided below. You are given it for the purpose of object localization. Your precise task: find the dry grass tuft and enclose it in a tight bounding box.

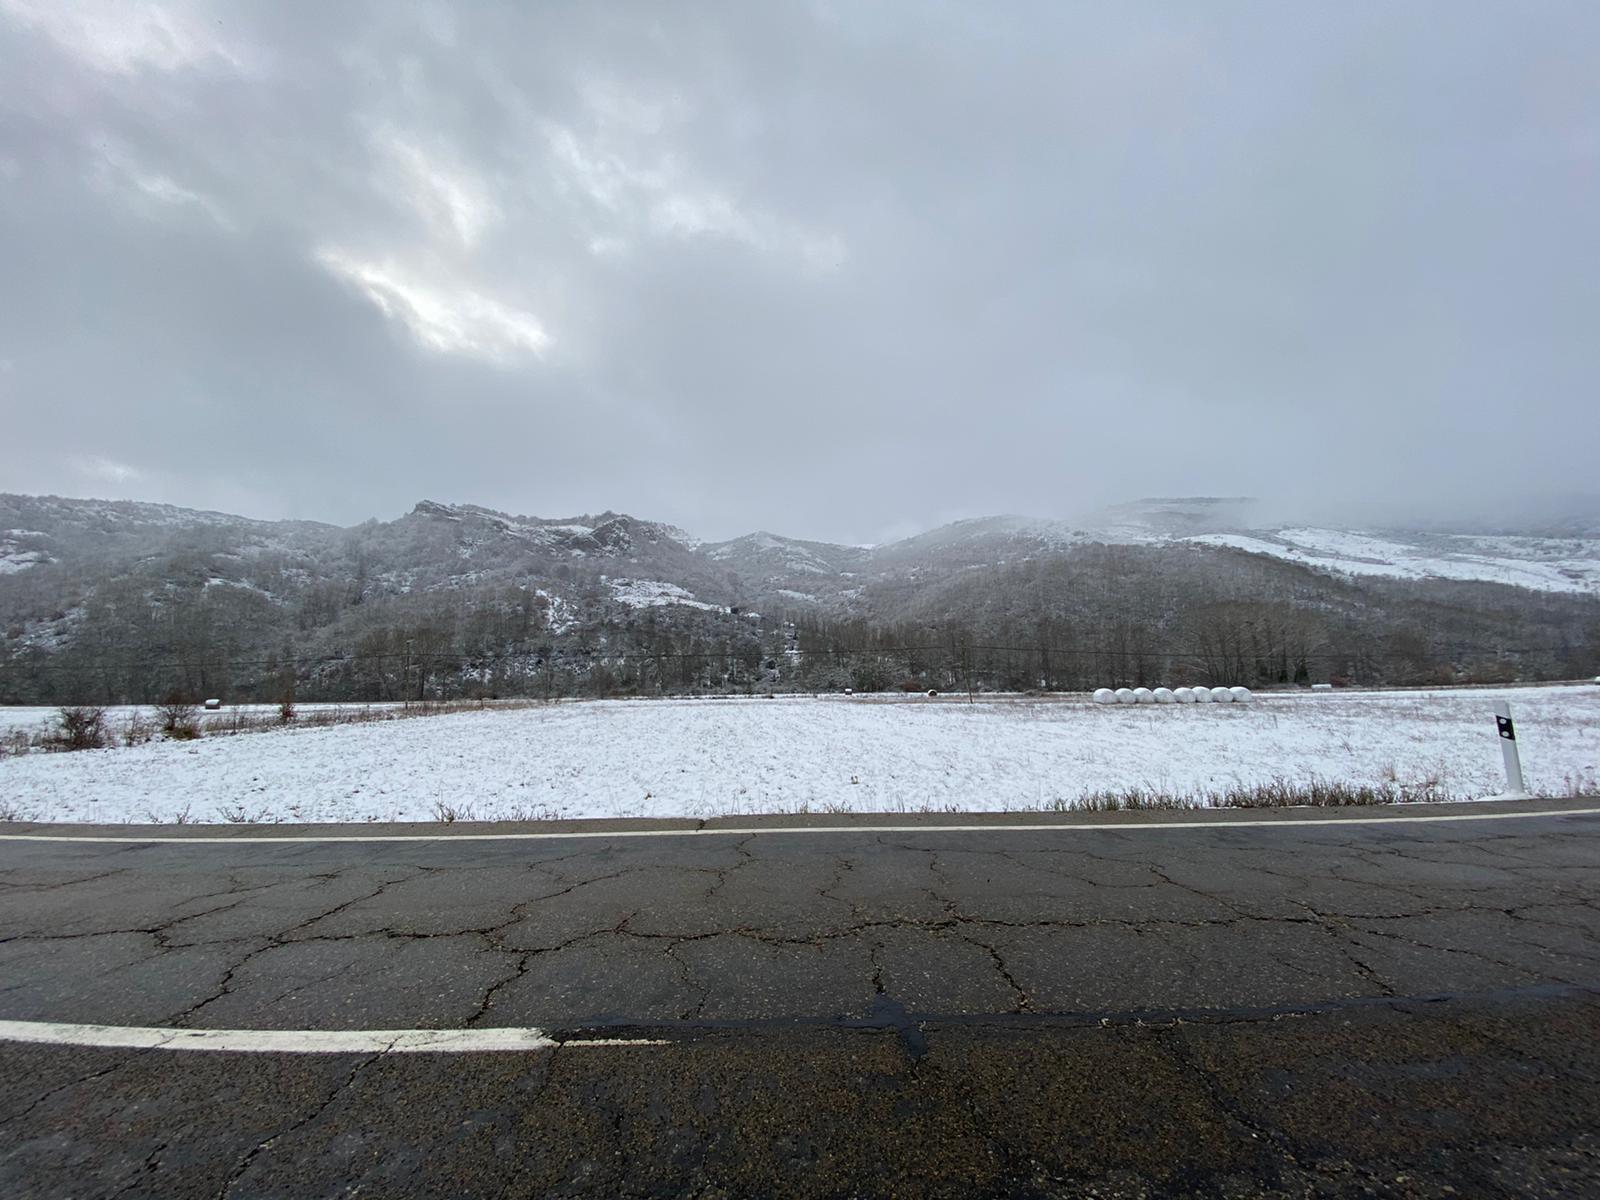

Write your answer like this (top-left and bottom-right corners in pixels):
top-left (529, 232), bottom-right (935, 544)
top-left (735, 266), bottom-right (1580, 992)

top-left (1055, 777), bottom-right (1441, 813)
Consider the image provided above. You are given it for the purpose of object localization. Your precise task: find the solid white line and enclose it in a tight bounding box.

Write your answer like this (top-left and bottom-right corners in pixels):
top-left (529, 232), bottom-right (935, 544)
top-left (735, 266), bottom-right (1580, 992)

top-left (0, 805), bottom-right (1597, 844)
top-left (0, 1020), bottom-right (663, 1053)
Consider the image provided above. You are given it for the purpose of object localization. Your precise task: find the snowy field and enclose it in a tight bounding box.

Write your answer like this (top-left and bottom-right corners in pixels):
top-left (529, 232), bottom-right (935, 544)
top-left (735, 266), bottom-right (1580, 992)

top-left (0, 701), bottom-right (411, 738)
top-left (1184, 529), bottom-right (1600, 594)
top-left (0, 685), bottom-right (1595, 824)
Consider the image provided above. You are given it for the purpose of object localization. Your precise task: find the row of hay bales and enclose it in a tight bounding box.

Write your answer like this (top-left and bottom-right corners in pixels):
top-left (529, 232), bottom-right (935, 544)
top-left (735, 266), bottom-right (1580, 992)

top-left (1092, 686), bottom-right (1252, 705)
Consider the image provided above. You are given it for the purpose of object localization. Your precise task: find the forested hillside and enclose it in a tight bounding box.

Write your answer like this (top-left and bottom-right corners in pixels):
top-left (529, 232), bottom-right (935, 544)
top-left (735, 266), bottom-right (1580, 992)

top-left (2, 494), bottom-right (1596, 704)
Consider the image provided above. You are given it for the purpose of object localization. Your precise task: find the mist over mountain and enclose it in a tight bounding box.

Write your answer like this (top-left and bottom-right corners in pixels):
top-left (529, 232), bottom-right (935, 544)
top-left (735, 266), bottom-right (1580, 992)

top-left (2, 492), bottom-right (1596, 704)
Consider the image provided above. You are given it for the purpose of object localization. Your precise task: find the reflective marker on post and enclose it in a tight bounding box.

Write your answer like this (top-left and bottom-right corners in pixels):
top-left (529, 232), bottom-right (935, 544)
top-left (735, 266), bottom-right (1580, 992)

top-left (1492, 699), bottom-right (1527, 798)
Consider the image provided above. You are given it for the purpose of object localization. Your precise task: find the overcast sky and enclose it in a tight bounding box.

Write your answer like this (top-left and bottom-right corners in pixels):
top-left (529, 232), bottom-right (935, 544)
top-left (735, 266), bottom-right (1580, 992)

top-left (1, 2), bottom-right (1596, 543)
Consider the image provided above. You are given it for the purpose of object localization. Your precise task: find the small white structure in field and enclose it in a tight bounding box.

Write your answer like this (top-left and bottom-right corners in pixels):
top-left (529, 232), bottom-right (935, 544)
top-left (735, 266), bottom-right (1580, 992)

top-left (1209, 686), bottom-right (1234, 703)
top-left (1173, 687), bottom-right (1194, 703)
top-left (1492, 699), bottom-right (1527, 797)
top-left (1229, 686), bottom-right (1252, 703)
top-left (1153, 687), bottom-right (1175, 703)
top-left (1132, 687), bottom-right (1154, 703)
top-left (1093, 688), bottom-right (1117, 704)
top-left (1311, 683), bottom-right (1333, 691)
top-left (1114, 687), bottom-right (1136, 704)
top-left (203, 698), bottom-right (222, 710)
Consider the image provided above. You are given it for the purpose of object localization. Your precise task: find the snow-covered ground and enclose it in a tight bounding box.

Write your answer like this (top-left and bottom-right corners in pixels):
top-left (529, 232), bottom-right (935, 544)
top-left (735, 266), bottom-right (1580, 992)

top-left (1185, 528), bottom-right (1600, 593)
top-left (606, 577), bottom-right (726, 611)
top-left (1, 685), bottom-right (1595, 824)
top-left (0, 528), bottom-right (49, 574)
top-left (0, 702), bottom-right (409, 739)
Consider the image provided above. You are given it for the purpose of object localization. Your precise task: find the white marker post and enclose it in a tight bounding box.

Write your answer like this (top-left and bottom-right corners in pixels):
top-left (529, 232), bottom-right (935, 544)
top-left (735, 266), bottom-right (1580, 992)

top-left (1492, 700), bottom-right (1527, 798)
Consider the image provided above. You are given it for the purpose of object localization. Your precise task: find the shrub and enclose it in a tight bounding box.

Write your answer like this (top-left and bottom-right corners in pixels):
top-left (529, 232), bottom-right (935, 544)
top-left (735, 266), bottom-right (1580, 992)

top-left (156, 693), bottom-right (200, 740)
top-left (54, 706), bottom-right (107, 751)
top-left (122, 712), bottom-right (154, 747)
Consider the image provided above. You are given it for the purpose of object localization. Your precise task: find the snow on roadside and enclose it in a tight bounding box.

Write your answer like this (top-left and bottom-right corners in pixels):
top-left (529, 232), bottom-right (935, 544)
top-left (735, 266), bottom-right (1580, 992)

top-left (1, 685), bottom-right (1595, 824)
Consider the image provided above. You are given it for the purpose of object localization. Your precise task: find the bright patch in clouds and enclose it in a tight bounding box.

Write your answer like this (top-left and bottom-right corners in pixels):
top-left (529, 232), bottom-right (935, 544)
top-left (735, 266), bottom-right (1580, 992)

top-left (0, 0), bottom-right (241, 74)
top-left (72, 454), bottom-right (144, 483)
top-left (544, 89), bottom-right (845, 273)
top-left (545, 124), bottom-right (661, 215)
top-left (92, 143), bottom-right (232, 229)
top-left (648, 188), bottom-right (846, 273)
top-left (649, 189), bottom-right (758, 244)
top-left (374, 130), bottom-right (499, 249)
top-left (316, 249), bottom-right (550, 363)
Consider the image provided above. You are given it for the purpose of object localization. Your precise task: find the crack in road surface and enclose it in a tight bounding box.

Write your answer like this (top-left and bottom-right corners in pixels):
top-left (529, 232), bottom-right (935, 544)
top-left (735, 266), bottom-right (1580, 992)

top-left (3, 804), bottom-right (1600, 1197)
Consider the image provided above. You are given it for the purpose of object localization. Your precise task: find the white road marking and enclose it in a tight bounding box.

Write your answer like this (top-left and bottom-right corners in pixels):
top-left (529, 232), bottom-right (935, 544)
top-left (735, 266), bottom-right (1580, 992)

top-left (0, 1020), bottom-right (663, 1053)
top-left (0, 805), bottom-right (1595, 845)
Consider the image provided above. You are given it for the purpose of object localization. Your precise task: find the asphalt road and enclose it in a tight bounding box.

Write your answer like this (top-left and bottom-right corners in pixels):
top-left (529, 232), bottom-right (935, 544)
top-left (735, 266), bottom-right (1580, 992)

top-left (2, 799), bottom-right (1599, 1198)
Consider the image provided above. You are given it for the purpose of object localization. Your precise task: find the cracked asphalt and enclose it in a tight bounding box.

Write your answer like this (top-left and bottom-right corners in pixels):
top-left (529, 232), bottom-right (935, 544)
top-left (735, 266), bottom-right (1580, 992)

top-left (2, 799), bottom-right (1599, 1198)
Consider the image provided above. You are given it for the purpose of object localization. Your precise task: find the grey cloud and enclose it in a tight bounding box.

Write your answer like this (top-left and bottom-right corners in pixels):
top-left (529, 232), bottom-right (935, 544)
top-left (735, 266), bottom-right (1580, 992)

top-left (1, 0), bottom-right (1596, 541)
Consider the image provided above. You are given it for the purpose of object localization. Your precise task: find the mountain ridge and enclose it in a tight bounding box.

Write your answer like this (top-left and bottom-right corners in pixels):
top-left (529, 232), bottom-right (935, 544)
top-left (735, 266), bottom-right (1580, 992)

top-left (7, 491), bottom-right (1596, 599)
top-left (3, 491), bottom-right (1596, 704)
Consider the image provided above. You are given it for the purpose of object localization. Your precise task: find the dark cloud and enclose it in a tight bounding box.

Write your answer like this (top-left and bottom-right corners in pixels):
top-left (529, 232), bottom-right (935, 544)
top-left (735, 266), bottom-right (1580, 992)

top-left (1, 1), bottom-right (1596, 541)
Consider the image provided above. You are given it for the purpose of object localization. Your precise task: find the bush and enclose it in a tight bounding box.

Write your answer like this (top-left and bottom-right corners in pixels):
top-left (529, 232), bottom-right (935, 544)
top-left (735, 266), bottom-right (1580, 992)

top-left (156, 693), bottom-right (200, 740)
top-left (55, 706), bottom-right (107, 751)
top-left (122, 712), bottom-right (154, 747)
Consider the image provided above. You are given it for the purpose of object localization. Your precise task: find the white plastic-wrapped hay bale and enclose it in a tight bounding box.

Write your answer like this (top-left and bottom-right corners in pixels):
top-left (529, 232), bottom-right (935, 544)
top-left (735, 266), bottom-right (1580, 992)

top-left (1132, 687), bottom-right (1154, 703)
top-left (1153, 687), bottom-right (1175, 703)
top-left (1115, 688), bottom-right (1136, 704)
top-left (1173, 687), bottom-right (1194, 703)
top-left (1193, 687), bottom-right (1214, 704)
top-left (1092, 688), bottom-right (1117, 705)
top-left (1229, 686), bottom-right (1252, 703)
top-left (1210, 686), bottom-right (1234, 703)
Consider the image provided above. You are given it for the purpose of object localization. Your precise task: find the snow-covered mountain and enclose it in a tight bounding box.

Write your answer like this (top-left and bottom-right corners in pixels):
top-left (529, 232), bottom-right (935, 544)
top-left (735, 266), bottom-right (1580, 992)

top-left (2, 492), bottom-right (1596, 705)
top-left (1073, 497), bottom-right (1600, 596)
top-left (4, 492), bottom-right (1599, 616)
